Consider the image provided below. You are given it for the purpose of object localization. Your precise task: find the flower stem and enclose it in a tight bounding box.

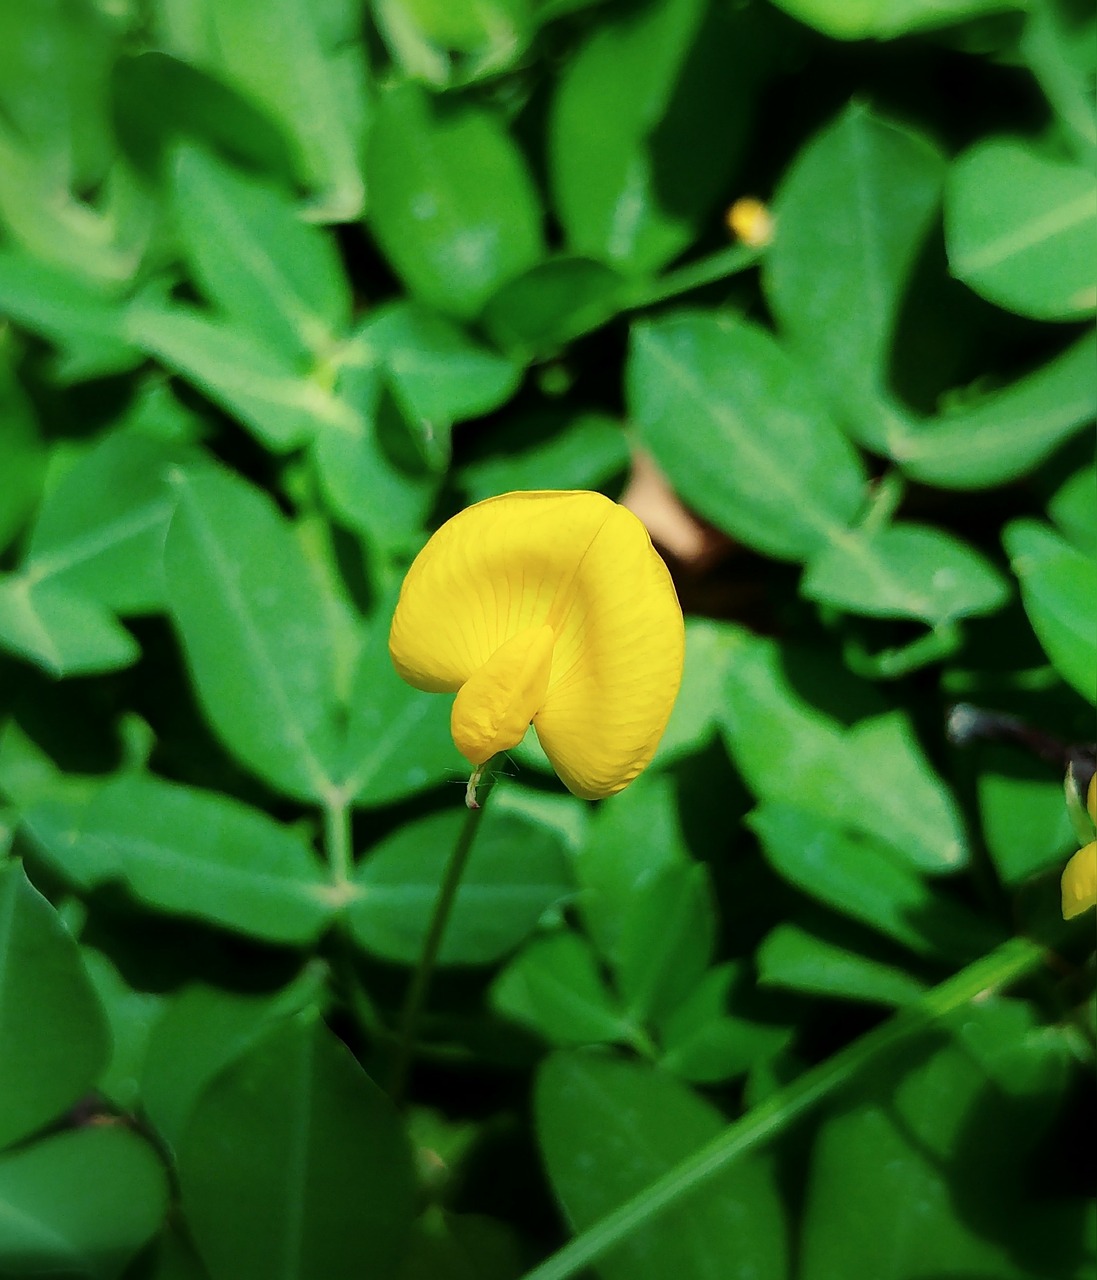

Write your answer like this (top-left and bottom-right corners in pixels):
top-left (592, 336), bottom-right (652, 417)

top-left (322, 791), bottom-right (353, 890)
top-left (389, 762), bottom-right (497, 1103)
top-left (520, 935), bottom-right (1047, 1280)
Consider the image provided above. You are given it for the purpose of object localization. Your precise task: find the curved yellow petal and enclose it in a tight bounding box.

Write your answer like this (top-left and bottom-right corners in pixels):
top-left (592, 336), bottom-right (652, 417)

top-left (1062, 840), bottom-right (1097, 920)
top-left (451, 625), bottom-right (554, 765)
top-left (389, 490), bottom-right (684, 799)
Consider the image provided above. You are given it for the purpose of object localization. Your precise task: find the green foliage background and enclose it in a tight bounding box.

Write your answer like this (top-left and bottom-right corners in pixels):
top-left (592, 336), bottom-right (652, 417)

top-left (0, 0), bottom-right (1094, 1276)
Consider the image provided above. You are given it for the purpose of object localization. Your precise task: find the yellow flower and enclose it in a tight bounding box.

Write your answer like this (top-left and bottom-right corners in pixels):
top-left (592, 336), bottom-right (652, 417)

top-left (1061, 772), bottom-right (1097, 920)
top-left (389, 490), bottom-right (685, 801)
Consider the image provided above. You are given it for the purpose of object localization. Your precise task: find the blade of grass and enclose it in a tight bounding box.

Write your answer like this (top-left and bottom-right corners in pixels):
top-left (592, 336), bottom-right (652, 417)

top-left (522, 934), bottom-right (1047, 1280)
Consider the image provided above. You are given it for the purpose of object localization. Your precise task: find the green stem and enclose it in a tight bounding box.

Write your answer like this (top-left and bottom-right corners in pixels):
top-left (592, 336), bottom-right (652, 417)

top-left (389, 763), bottom-right (497, 1103)
top-left (322, 791), bottom-right (353, 890)
top-left (521, 935), bottom-right (1047, 1280)
top-left (623, 243), bottom-right (764, 311)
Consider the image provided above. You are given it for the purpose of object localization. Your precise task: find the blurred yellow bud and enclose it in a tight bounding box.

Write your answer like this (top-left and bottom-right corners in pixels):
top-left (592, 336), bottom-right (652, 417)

top-left (726, 197), bottom-right (774, 247)
top-left (1061, 772), bottom-right (1097, 920)
top-left (389, 491), bottom-right (685, 800)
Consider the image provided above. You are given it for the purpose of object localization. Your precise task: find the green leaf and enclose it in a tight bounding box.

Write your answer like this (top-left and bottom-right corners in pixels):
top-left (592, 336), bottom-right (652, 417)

top-left (657, 964), bottom-right (793, 1085)
top-left (799, 1003), bottom-right (1081, 1280)
top-left (80, 946), bottom-right (167, 1113)
top-left (1004, 519), bottom-right (1097, 703)
top-left (0, 362), bottom-right (44, 554)
top-left (946, 137), bottom-right (1097, 320)
top-left (720, 628), bottom-right (969, 872)
top-left (22, 430), bottom-right (188, 613)
top-left (802, 521), bottom-right (1010, 625)
top-left (575, 773), bottom-right (687, 965)
top-left (757, 923), bottom-right (928, 1006)
top-left (0, 862), bottom-right (110, 1151)
top-left (748, 804), bottom-right (999, 961)
top-left (350, 805), bottom-right (572, 966)
top-left (171, 143), bottom-right (351, 361)
top-left (21, 773), bottom-right (333, 944)
top-left (366, 81), bottom-right (543, 318)
top-left (1049, 462), bottom-right (1097, 555)
top-left (459, 410), bottom-right (629, 505)
top-left (342, 602), bottom-right (460, 806)
top-left (481, 257), bottom-right (624, 357)
top-left (629, 311), bottom-right (867, 561)
top-left (0, 248), bottom-right (140, 381)
top-left (767, 0), bottom-right (1024, 40)
top-left (976, 745), bottom-right (1075, 886)
top-left (653, 619), bottom-right (739, 765)
top-left (158, 0), bottom-right (369, 220)
top-left (0, 573), bottom-right (139, 676)
top-left (491, 931), bottom-right (632, 1047)
top-left (536, 1052), bottom-right (789, 1280)
top-left (357, 300), bottom-right (521, 426)
top-left (897, 329), bottom-right (1097, 488)
top-left (128, 300), bottom-right (343, 452)
top-left (142, 976), bottom-right (323, 1152)
top-left (615, 861), bottom-right (716, 1025)
top-left (0, 1127), bottom-right (169, 1278)
top-left (765, 104), bottom-right (945, 443)
top-left (178, 1013), bottom-right (416, 1280)
top-left (163, 465), bottom-right (344, 800)
top-left (548, 0), bottom-right (760, 273)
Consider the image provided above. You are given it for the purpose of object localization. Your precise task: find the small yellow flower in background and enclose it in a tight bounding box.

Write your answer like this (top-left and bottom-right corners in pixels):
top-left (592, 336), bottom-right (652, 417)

top-left (726, 197), bottom-right (774, 248)
top-left (1061, 770), bottom-right (1096, 920)
top-left (389, 490), bottom-right (685, 801)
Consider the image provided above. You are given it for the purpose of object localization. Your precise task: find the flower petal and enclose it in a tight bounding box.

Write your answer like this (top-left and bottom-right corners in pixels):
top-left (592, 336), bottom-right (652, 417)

top-left (389, 490), bottom-right (684, 799)
top-left (451, 624), bottom-right (554, 765)
top-left (1062, 840), bottom-right (1097, 920)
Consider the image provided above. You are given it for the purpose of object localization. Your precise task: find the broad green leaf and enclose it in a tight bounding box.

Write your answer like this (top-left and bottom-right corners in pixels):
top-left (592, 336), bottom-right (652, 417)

top-left (163, 465), bottom-right (344, 800)
top-left (0, 1127), bottom-right (169, 1278)
top-left (1049, 462), bottom-right (1097, 555)
top-left (657, 964), bottom-right (793, 1085)
top-left (575, 772), bottom-right (687, 965)
top-left (373, 0), bottom-right (532, 81)
top-left (351, 805), bottom-right (572, 965)
top-left (719, 628), bottom-right (968, 871)
top-left (1020, 0), bottom-right (1097, 160)
top-left (757, 923), bottom-right (928, 1006)
top-left (142, 975), bottom-right (324, 1151)
top-left (765, 104), bottom-right (945, 441)
top-left (1004, 519), bottom-right (1097, 703)
top-left (976, 745), bottom-right (1075, 885)
top-left (366, 80), bottom-right (543, 318)
top-left (898, 328), bottom-right (1097, 488)
top-left (356, 300), bottom-right (521, 426)
top-left (802, 521), bottom-right (1010, 625)
top-left (629, 311), bottom-right (867, 561)
top-left (946, 137), bottom-right (1097, 320)
top-left (312, 360), bottom-right (441, 546)
top-left (799, 1003), bottom-right (1082, 1280)
top-left (0, 862), bottom-right (110, 1151)
top-left (21, 773), bottom-right (333, 944)
top-left (768, 0), bottom-right (1024, 39)
top-left (399, 1208), bottom-right (525, 1280)
top-left (490, 931), bottom-right (632, 1047)
top-left (157, 0), bottom-right (369, 220)
top-left (342, 601), bottom-right (460, 806)
top-left (171, 144), bottom-right (351, 361)
top-left (748, 804), bottom-right (1000, 961)
top-left (80, 947), bottom-right (166, 1113)
top-left (481, 257), bottom-right (624, 357)
top-left (178, 1013), bottom-right (416, 1280)
top-left (459, 410), bottom-right (629, 505)
top-left (0, 574), bottom-right (138, 676)
top-left (22, 431), bottom-right (187, 613)
top-left (0, 248), bottom-right (141, 382)
top-left (615, 861), bottom-right (716, 1025)
top-left (549, 0), bottom-right (761, 273)
top-left (128, 300), bottom-right (343, 452)
top-left (0, 360), bottom-right (44, 553)
top-left (536, 1052), bottom-right (789, 1280)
